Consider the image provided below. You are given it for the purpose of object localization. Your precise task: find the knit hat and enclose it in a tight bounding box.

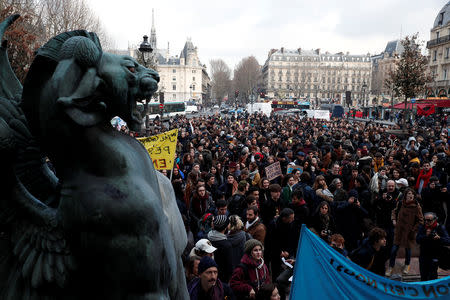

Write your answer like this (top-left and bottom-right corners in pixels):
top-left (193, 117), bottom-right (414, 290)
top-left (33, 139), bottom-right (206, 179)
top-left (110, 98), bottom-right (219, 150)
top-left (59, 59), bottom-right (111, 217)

top-left (213, 215), bottom-right (229, 231)
top-left (198, 256), bottom-right (218, 274)
top-left (244, 239), bottom-right (263, 255)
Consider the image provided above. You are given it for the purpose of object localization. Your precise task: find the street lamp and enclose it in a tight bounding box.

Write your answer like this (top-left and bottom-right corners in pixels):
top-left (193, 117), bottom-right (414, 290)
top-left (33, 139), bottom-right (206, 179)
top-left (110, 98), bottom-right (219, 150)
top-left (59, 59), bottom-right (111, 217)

top-left (189, 84), bottom-right (193, 102)
top-left (362, 82), bottom-right (367, 108)
top-left (138, 35), bottom-right (153, 131)
top-left (138, 35), bottom-right (153, 67)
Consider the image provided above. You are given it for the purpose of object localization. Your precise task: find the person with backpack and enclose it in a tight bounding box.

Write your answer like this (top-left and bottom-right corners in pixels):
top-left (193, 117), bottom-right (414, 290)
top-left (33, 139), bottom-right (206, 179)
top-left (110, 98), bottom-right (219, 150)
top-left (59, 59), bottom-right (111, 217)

top-left (229, 239), bottom-right (271, 299)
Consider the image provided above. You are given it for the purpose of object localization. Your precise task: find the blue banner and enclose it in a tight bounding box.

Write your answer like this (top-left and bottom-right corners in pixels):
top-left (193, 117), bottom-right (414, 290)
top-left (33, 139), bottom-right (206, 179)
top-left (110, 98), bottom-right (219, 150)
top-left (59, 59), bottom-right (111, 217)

top-left (290, 225), bottom-right (450, 299)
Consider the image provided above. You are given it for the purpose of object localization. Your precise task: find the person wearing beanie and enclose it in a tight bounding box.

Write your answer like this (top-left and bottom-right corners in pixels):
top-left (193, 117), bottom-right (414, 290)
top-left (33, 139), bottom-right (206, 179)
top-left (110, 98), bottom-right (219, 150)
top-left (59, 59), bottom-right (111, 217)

top-left (187, 256), bottom-right (236, 300)
top-left (207, 215), bottom-right (233, 283)
top-left (230, 239), bottom-right (271, 299)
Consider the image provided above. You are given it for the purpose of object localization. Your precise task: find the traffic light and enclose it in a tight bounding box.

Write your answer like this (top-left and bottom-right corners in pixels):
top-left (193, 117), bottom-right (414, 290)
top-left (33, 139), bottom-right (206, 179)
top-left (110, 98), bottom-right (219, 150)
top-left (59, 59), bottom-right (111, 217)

top-left (235, 90), bottom-right (239, 98)
top-left (160, 92), bottom-right (165, 104)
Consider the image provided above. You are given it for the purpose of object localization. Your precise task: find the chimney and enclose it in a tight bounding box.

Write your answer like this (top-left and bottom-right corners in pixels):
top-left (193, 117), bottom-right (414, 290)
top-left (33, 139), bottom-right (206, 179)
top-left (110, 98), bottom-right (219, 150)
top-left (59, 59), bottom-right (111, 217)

top-left (315, 48), bottom-right (320, 55)
top-left (297, 48), bottom-right (302, 54)
top-left (281, 47), bottom-right (284, 53)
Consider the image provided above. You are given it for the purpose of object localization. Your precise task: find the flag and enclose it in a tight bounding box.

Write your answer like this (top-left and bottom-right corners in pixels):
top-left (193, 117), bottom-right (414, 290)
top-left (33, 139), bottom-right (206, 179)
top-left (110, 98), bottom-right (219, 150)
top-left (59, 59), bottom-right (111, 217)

top-left (290, 225), bottom-right (450, 299)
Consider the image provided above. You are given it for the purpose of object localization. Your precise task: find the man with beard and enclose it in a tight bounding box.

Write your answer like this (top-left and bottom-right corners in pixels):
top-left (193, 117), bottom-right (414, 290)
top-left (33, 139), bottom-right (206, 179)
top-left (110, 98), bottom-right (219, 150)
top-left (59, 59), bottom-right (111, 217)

top-left (244, 206), bottom-right (266, 244)
top-left (188, 256), bottom-right (235, 300)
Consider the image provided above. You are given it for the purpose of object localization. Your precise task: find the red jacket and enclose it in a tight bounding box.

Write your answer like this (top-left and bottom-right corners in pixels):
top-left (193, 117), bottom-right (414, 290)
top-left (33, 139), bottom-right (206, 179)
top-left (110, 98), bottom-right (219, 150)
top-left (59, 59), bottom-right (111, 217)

top-left (229, 253), bottom-right (271, 297)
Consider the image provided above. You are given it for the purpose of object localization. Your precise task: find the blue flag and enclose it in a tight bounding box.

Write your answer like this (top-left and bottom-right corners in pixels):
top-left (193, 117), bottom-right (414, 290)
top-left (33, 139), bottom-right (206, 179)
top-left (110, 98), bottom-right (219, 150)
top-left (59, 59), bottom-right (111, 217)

top-left (290, 225), bottom-right (450, 299)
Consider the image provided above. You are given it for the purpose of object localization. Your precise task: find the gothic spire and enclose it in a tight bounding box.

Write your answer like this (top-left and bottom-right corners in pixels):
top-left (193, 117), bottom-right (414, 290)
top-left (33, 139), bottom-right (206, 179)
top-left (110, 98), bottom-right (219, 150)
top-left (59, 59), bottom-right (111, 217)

top-left (150, 8), bottom-right (157, 50)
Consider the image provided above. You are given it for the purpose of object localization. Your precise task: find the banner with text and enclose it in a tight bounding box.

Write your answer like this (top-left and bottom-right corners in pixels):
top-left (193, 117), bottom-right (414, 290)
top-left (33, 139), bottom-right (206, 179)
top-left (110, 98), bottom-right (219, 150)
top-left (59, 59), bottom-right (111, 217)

top-left (138, 129), bottom-right (178, 170)
top-left (290, 225), bottom-right (450, 299)
top-left (265, 161), bottom-right (282, 181)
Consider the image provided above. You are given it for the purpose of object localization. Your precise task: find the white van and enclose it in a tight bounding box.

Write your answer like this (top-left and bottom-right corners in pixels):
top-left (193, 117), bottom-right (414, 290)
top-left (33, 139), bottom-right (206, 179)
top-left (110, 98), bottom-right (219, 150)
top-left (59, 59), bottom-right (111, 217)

top-left (246, 102), bottom-right (272, 116)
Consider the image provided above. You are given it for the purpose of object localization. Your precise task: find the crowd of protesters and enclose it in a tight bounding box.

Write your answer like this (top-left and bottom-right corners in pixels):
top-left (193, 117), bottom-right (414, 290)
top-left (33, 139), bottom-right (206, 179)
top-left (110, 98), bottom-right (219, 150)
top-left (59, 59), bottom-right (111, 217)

top-left (124, 110), bottom-right (449, 299)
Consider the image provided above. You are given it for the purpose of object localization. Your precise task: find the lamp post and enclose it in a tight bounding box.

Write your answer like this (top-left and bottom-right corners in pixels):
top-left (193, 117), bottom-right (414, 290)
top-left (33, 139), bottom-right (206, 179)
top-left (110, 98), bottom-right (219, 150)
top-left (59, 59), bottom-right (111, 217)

top-left (189, 84), bottom-right (193, 102)
top-left (138, 35), bottom-right (153, 130)
top-left (362, 82), bottom-right (367, 109)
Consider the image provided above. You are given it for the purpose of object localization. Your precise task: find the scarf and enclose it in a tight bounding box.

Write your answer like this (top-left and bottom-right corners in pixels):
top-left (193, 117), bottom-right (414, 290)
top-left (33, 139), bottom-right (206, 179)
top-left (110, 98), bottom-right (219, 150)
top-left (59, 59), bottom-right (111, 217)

top-left (245, 217), bottom-right (259, 230)
top-left (249, 170), bottom-right (258, 180)
top-left (415, 168), bottom-right (433, 193)
top-left (255, 258), bottom-right (266, 290)
top-left (425, 220), bottom-right (438, 231)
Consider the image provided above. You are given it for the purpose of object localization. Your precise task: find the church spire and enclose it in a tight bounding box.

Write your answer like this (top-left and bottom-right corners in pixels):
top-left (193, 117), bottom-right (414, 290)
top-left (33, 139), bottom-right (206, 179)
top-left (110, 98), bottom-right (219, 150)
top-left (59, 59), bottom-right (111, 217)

top-left (150, 8), bottom-right (157, 50)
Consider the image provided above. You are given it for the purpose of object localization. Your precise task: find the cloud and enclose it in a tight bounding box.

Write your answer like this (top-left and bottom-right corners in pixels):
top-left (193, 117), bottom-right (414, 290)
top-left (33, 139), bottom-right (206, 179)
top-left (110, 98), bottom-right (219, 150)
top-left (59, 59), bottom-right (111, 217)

top-left (87, 0), bottom-right (445, 74)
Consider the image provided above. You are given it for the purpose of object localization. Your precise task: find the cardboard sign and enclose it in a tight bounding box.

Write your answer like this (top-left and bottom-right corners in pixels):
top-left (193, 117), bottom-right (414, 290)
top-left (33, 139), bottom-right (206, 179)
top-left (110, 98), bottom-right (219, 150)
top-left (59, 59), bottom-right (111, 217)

top-left (265, 161), bottom-right (282, 181)
top-left (137, 129), bottom-right (178, 170)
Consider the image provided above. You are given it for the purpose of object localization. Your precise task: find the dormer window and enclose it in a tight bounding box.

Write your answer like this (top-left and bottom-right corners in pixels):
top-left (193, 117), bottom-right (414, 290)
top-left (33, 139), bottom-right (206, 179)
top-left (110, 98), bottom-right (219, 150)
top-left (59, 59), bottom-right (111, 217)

top-left (439, 12), bottom-right (444, 26)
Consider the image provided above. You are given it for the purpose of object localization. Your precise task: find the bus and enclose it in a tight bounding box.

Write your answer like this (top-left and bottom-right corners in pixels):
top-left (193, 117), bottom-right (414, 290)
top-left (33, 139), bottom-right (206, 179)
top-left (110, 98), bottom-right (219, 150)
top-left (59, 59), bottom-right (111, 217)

top-left (147, 101), bottom-right (186, 119)
top-left (271, 100), bottom-right (310, 111)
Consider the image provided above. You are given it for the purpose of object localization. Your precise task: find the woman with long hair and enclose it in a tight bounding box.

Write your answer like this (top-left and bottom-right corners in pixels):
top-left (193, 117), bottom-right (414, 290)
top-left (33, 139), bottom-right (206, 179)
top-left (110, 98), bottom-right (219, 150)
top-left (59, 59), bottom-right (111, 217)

top-left (313, 175), bottom-right (334, 203)
top-left (386, 188), bottom-right (424, 277)
top-left (310, 201), bottom-right (336, 242)
top-left (189, 185), bottom-right (215, 236)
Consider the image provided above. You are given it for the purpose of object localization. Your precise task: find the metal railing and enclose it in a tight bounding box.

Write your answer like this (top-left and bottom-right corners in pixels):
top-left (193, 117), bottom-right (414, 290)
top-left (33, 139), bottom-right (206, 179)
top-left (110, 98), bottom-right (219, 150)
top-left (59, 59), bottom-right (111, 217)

top-left (427, 35), bottom-right (450, 48)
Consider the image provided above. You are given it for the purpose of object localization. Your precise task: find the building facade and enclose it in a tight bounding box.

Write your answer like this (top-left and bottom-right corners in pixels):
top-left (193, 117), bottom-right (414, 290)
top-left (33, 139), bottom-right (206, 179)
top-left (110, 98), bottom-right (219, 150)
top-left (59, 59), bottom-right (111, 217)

top-left (427, 1), bottom-right (450, 98)
top-left (129, 10), bottom-right (210, 104)
top-left (261, 48), bottom-right (372, 107)
top-left (371, 40), bottom-right (403, 105)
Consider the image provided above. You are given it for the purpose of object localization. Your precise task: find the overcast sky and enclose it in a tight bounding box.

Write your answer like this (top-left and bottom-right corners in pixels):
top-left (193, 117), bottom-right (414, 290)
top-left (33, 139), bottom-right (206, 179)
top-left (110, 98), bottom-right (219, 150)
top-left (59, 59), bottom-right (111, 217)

top-left (87, 0), bottom-right (445, 73)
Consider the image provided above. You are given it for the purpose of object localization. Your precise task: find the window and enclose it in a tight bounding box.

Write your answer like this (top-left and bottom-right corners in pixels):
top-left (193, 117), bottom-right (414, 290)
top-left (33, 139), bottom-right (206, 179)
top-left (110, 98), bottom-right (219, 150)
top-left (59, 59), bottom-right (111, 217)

top-left (434, 50), bottom-right (437, 61)
top-left (172, 85), bottom-right (176, 90)
top-left (172, 77), bottom-right (176, 81)
top-left (172, 94), bottom-right (176, 98)
top-left (192, 70), bottom-right (196, 73)
top-left (444, 69), bottom-right (447, 80)
top-left (172, 69), bottom-right (176, 73)
top-left (193, 77), bottom-right (195, 81)
top-left (446, 48), bottom-right (449, 59)
top-left (192, 85), bottom-right (195, 90)
top-left (439, 12), bottom-right (444, 25)
top-left (437, 31), bottom-right (440, 40)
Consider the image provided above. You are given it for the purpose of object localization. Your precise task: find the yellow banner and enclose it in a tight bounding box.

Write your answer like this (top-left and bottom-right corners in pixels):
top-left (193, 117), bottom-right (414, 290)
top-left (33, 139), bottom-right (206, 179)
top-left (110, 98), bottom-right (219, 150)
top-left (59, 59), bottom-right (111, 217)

top-left (137, 129), bottom-right (178, 170)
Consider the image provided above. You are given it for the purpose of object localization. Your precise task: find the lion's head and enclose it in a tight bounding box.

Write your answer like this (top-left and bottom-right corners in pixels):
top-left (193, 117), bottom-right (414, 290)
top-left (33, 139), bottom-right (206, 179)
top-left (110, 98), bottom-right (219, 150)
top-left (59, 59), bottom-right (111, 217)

top-left (22, 31), bottom-right (159, 136)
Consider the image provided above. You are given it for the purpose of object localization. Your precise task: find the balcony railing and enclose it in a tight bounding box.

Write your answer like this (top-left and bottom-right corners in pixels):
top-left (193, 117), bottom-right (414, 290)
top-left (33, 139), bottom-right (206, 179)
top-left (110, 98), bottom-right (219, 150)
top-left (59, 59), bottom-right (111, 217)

top-left (427, 35), bottom-right (450, 48)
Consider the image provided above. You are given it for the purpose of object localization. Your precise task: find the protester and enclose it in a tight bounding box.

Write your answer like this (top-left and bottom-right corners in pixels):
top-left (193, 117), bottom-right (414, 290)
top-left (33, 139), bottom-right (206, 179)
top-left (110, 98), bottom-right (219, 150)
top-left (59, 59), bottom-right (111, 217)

top-left (350, 227), bottom-right (387, 276)
top-left (245, 206), bottom-right (267, 244)
top-left (207, 215), bottom-right (233, 282)
top-left (227, 215), bottom-right (252, 270)
top-left (229, 239), bottom-right (271, 299)
top-left (187, 256), bottom-right (235, 300)
top-left (387, 188), bottom-right (424, 276)
top-left (416, 212), bottom-right (450, 281)
top-left (134, 110), bottom-right (449, 285)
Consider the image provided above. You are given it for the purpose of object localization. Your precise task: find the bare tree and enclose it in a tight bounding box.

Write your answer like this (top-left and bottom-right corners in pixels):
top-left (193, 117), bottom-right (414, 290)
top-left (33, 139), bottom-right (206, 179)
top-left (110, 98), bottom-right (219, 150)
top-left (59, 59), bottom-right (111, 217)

top-left (386, 34), bottom-right (433, 124)
top-left (232, 56), bottom-right (261, 104)
top-left (209, 59), bottom-right (231, 105)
